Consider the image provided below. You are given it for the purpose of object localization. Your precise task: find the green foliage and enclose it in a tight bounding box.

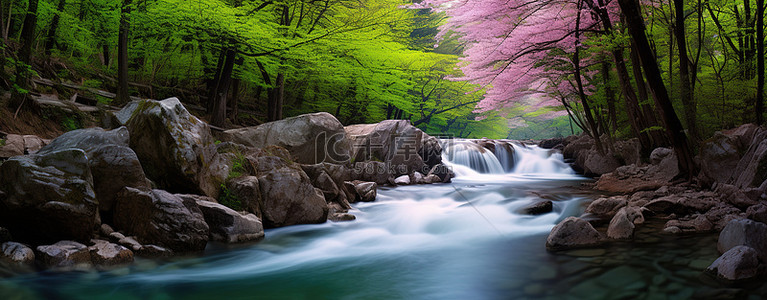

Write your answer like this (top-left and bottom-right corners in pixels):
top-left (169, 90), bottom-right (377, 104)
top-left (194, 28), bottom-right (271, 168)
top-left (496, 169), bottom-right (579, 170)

top-left (0, 139), bottom-right (5, 147)
top-left (61, 116), bottom-right (80, 131)
top-left (227, 153), bottom-right (246, 180)
top-left (218, 184), bottom-right (242, 211)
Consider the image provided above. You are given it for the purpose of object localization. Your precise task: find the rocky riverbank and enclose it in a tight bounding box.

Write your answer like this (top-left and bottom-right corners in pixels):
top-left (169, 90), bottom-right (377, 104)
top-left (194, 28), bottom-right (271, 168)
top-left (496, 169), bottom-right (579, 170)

top-left (538, 125), bottom-right (767, 283)
top-left (0, 98), bottom-right (453, 272)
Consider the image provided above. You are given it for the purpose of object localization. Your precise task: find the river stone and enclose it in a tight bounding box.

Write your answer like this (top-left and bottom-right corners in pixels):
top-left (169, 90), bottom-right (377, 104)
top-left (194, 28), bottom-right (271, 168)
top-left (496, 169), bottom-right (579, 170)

top-left (113, 188), bottom-right (209, 252)
top-left (258, 166), bottom-right (329, 228)
top-left (345, 181), bottom-right (377, 203)
top-left (519, 201), bottom-right (553, 215)
top-left (746, 202), bottom-right (767, 224)
top-left (427, 164), bottom-right (453, 183)
top-left (0, 149), bottom-right (98, 243)
top-left (607, 207), bottom-right (636, 239)
top-left (0, 242), bottom-right (35, 265)
top-left (222, 112), bottom-right (351, 165)
top-left (345, 120), bottom-right (429, 176)
top-left (707, 245), bottom-right (761, 281)
top-left (116, 98), bottom-right (230, 198)
top-left (585, 196), bottom-right (628, 219)
top-left (717, 219), bottom-right (767, 260)
top-left (394, 175), bottom-right (410, 185)
top-left (88, 239), bottom-right (133, 267)
top-left (546, 217), bottom-right (602, 250)
top-left (36, 241), bottom-right (92, 270)
top-left (352, 161), bottom-right (393, 185)
top-left (190, 197), bottom-right (265, 243)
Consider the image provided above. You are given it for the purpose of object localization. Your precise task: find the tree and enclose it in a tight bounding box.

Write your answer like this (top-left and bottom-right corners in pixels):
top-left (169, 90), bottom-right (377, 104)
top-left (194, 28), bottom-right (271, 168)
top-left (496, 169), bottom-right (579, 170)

top-left (116, 0), bottom-right (131, 105)
top-left (9, 0), bottom-right (39, 111)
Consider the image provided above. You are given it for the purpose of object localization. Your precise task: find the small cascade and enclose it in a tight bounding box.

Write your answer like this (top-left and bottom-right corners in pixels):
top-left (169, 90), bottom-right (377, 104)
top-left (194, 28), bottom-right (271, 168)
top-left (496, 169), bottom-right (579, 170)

top-left (441, 139), bottom-right (574, 176)
top-left (441, 140), bottom-right (505, 174)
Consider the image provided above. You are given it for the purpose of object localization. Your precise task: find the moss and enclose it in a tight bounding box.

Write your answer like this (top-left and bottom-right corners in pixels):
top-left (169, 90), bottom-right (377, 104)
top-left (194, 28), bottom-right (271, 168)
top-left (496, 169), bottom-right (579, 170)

top-left (227, 152), bottom-right (247, 180)
top-left (218, 183), bottom-right (242, 211)
top-left (0, 139), bottom-right (5, 147)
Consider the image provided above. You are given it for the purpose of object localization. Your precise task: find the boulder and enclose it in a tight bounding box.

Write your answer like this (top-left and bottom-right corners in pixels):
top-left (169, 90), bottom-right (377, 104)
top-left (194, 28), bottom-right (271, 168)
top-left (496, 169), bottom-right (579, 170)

top-left (227, 176), bottom-right (263, 218)
top-left (707, 246), bottom-right (761, 281)
top-left (732, 131), bottom-right (767, 188)
top-left (411, 172), bottom-right (425, 184)
top-left (36, 241), bottom-right (92, 270)
top-left (717, 219), bottom-right (767, 260)
top-left (394, 175), bottom-right (411, 185)
top-left (613, 138), bottom-right (641, 166)
top-left (698, 126), bottom-right (757, 184)
top-left (643, 191), bottom-right (719, 215)
top-left (582, 149), bottom-right (622, 176)
top-left (351, 161), bottom-right (393, 185)
top-left (706, 202), bottom-right (744, 230)
top-left (258, 166), bottom-right (329, 228)
top-left (420, 133), bottom-right (443, 168)
top-left (345, 120), bottom-right (430, 176)
top-left (0, 149), bottom-right (98, 243)
top-left (519, 201), bottom-right (553, 215)
top-left (562, 135), bottom-right (594, 160)
top-left (88, 239), bottom-right (133, 267)
top-left (423, 174), bottom-right (441, 184)
top-left (0, 134), bottom-right (24, 158)
top-left (35, 127), bottom-right (151, 213)
top-left (646, 147), bottom-right (679, 182)
top-left (716, 183), bottom-right (758, 209)
top-left (221, 112), bottom-right (351, 165)
top-left (546, 217), bottom-right (602, 250)
top-left (345, 181), bottom-right (377, 203)
top-left (116, 98), bottom-right (230, 198)
top-left (22, 135), bottom-right (46, 154)
top-left (0, 242), bottom-right (35, 265)
top-left (746, 202), bottom-right (767, 224)
top-left (190, 197), bottom-right (265, 243)
top-left (665, 214), bottom-right (714, 233)
top-left (585, 196), bottom-right (628, 219)
top-left (113, 188), bottom-right (209, 252)
top-left (539, 137), bottom-right (566, 149)
top-left (595, 165), bottom-right (668, 194)
top-left (607, 208), bottom-right (636, 239)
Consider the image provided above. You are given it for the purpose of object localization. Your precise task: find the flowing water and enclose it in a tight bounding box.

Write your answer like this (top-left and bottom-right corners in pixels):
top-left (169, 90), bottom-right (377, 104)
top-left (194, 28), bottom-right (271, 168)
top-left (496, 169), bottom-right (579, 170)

top-left (1, 140), bottom-right (765, 299)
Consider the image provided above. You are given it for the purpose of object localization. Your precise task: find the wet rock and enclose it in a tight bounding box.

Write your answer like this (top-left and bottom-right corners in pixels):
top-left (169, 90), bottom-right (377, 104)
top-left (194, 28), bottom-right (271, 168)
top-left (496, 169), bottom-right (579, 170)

top-left (595, 165), bottom-right (666, 194)
top-left (718, 219), bottom-right (767, 260)
top-left (663, 226), bottom-right (682, 235)
top-left (345, 181), bottom-right (377, 203)
top-left (114, 188), bottom-right (209, 252)
top-left (191, 198), bottom-right (265, 243)
top-left (88, 239), bottom-right (133, 267)
top-left (394, 175), bottom-right (410, 185)
top-left (116, 98), bottom-right (230, 198)
top-left (706, 202), bottom-right (744, 230)
top-left (117, 236), bottom-right (142, 252)
top-left (519, 201), bottom-right (553, 215)
top-left (258, 165), bottom-right (329, 228)
top-left (585, 196), bottom-right (627, 219)
top-left (100, 224), bottom-right (114, 237)
top-left (665, 214), bottom-right (713, 233)
top-left (423, 174), bottom-right (442, 184)
top-left (227, 176), bottom-right (263, 218)
top-left (36, 241), bottom-right (92, 270)
top-left (0, 149), bottom-right (98, 243)
top-left (539, 137), bottom-right (566, 149)
top-left (136, 244), bottom-right (173, 258)
top-left (546, 217), bottom-right (602, 250)
top-left (643, 191), bottom-right (719, 215)
top-left (352, 161), bottom-right (393, 185)
top-left (411, 172), bottom-right (425, 184)
top-left (746, 202), bottom-right (767, 224)
top-left (427, 164), bottom-right (453, 183)
top-left (0, 242), bottom-right (35, 265)
top-left (222, 112), bottom-right (351, 165)
top-left (707, 246), bottom-right (761, 281)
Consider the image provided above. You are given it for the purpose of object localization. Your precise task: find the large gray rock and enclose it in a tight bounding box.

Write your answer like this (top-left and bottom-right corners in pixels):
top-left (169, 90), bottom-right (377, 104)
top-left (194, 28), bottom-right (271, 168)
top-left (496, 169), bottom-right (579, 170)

top-left (88, 239), bottom-right (133, 267)
top-left (732, 131), bottom-right (767, 188)
top-left (0, 134), bottom-right (24, 158)
top-left (227, 176), bottom-right (263, 219)
top-left (718, 219), bottom-right (767, 260)
top-left (258, 166), bottom-right (329, 228)
top-left (36, 241), bottom-right (92, 270)
top-left (345, 181), bottom-right (377, 203)
top-left (546, 217), bottom-right (602, 250)
top-left (38, 127), bottom-right (150, 213)
top-left (116, 98), bottom-right (229, 198)
top-left (707, 246), bottom-right (762, 281)
top-left (0, 149), bottom-right (98, 243)
top-left (351, 161), bottom-right (393, 185)
top-left (582, 149), bottom-right (622, 176)
top-left (221, 112), bottom-right (351, 165)
top-left (345, 120), bottom-right (431, 176)
top-left (189, 197), bottom-right (265, 243)
top-left (647, 147), bottom-right (679, 182)
top-left (0, 242), bottom-right (35, 266)
top-left (607, 207), bottom-right (636, 239)
top-left (699, 125), bottom-right (761, 184)
top-left (643, 191), bottom-right (719, 215)
top-left (113, 188), bottom-right (209, 252)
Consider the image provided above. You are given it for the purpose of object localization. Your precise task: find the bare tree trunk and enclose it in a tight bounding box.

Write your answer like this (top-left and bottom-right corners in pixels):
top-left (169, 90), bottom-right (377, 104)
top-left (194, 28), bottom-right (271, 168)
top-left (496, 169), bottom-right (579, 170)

top-left (211, 48), bottom-right (235, 127)
top-left (574, 0), bottom-right (604, 154)
top-left (602, 61), bottom-right (618, 131)
top-left (116, 0), bottom-right (131, 105)
top-left (9, 0), bottom-right (38, 110)
top-left (229, 78), bottom-right (240, 124)
top-left (757, 0), bottom-right (764, 125)
top-left (620, 0), bottom-right (697, 178)
top-left (267, 73), bottom-right (285, 121)
top-left (674, 0), bottom-right (700, 142)
top-left (44, 0), bottom-right (66, 55)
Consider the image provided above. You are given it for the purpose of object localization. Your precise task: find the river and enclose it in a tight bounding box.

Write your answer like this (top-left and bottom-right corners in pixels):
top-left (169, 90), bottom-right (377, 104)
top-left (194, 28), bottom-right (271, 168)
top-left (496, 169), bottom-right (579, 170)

top-left (0, 140), bottom-right (762, 299)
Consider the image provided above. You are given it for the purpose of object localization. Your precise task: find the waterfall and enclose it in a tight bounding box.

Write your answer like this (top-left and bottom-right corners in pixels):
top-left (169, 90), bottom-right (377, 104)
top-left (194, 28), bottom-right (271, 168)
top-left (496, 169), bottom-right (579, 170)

top-left (441, 139), bottom-right (574, 176)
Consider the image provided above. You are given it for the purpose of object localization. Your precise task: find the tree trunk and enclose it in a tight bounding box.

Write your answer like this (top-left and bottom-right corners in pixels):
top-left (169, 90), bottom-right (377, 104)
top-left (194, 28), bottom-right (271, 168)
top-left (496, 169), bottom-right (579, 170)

top-left (44, 0), bottom-right (66, 55)
top-left (630, 40), bottom-right (667, 147)
top-left (619, 0), bottom-right (697, 177)
top-left (574, 0), bottom-right (604, 154)
top-left (267, 73), bottom-right (285, 121)
top-left (757, 0), bottom-right (764, 125)
top-left (9, 0), bottom-right (38, 110)
top-left (673, 0), bottom-right (700, 142)
top-left (602, 61), bottom-right (618, 131)
top-left (207, 48), bottom-right (226, 112)
top-left (229, 78), bottom-right (240, 124)
top-left (210, 48), bottom-right (235, 127)
top-left (102, 44), bottom-right (110, 66)
top-left (116, 0), bottom-right (131, 105)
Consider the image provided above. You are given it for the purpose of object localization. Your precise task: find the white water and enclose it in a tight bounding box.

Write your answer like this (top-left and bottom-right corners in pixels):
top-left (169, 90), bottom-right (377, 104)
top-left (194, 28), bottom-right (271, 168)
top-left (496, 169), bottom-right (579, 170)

top-left (442, 139), bottom-right (574, 176)
top-left (6, 139), bottom-right (587, 299)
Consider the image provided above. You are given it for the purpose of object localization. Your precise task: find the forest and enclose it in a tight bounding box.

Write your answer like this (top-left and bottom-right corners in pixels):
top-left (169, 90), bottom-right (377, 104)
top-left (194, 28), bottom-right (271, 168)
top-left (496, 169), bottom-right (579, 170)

top-left (0, 0), bottom-right (765, 144)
